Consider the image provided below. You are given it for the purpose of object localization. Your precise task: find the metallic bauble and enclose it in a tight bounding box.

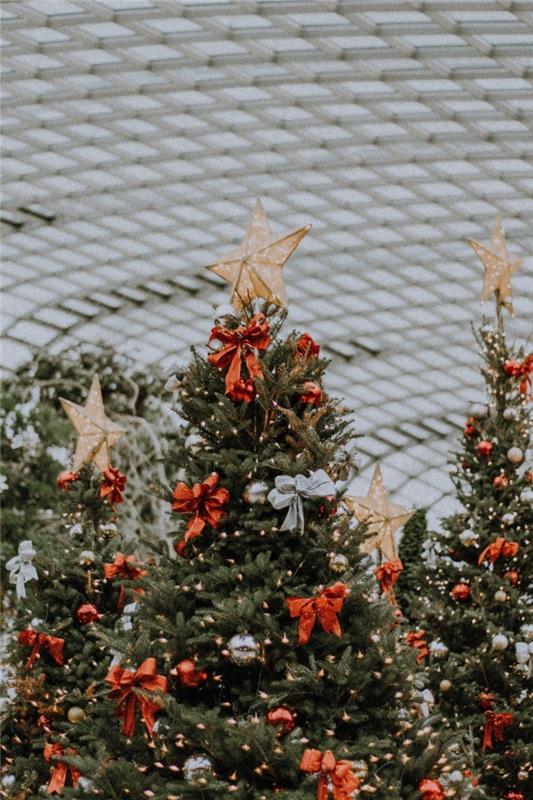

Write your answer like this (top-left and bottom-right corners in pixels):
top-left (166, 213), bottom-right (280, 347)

top-left (440, 679), bottom-right (452, 692)
top-left (329, 553), bottom-right (349, 573)
top-left (429, 640), bottom-right (449, 659)
top-left (228, 633), bottom-right (261, 665)
top-left (243, 480), bottom-right (269, 505)
top-left (491, 633), bottom-right (509, 651)
top-left (351, 759), bottom-right (368, 779)
top-left (520, 623), bottom-right (533, 642)
top-left (183, 754), bottom-right (213, 783)
top-left (507, 447), bottom-right (523, 464)
top-left (502, 512), bottom-right (516, 525)
top-left (459, 529), bottom-right (479, 547)
top-left (494, 589), bottom-right (507, 603)
top-left (518, 770), bottom-right (528, 781)
top-left (67, 706), bottom-right (86, 723)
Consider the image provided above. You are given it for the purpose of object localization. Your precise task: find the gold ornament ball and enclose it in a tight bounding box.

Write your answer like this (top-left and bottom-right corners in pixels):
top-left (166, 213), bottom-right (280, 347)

top-left (494, 589), bottom-right (507, 603)
top-left (243, 481), bottom-right (269, 505)
top-left (67, 706), bottom-right (86, 723)
top-left (329, 553), bottom-right (349, 574)
top-left (507, 447), bottom-right (523, 464)
top-left (440, 679), bottom-right (452, 693)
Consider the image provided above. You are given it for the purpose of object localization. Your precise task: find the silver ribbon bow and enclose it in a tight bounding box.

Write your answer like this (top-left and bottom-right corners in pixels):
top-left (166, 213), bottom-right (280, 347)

top-left (6, 540), bottom-right (37, 599)
top-left (515, 641), bottom-right (533, 677)
top-left (268, 469), bottom-right (336, 533)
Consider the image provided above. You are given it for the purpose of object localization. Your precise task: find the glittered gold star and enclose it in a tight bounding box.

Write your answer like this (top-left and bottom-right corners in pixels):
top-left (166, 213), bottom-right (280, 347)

top-left (60, 375), bottom-right (125, 473)
top-left (206, 198), bottom-right (311, 309)
top-left (344, 464), bottom-right (414, 561)
top-left (468, 215), bottom-right (522, 313)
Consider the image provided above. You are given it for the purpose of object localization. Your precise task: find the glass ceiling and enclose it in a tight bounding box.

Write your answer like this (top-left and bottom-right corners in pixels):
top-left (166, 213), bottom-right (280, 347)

top-left (2, 0), bottom-right (532, 524)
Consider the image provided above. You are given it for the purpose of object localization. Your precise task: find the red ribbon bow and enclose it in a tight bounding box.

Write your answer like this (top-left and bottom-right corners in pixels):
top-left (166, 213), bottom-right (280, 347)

top-left (44, 743), bottom-right (80, 794)
top-left (18, 630), bottom-right (65, 670)
top-left (99, 465), bottom-right (127, 509)
top-left (287, 583), bottom-right (347, 645)
top-left (300, 749), bottom-right (360, 800)
top-left (207, 313), bottom-right (271, 402)
top-left (504, 355), bottom-right (533, 398)
top-left (483, 711), bottom-right (513, 751)
top-left (105, 657), bottom-right (168, 737)
top-left (478, 537), bottom-right (519, 566)
top-left (103, 552), bottom-right (147, 608)
top-left (171, 472), bottom-right (229, 555)
top-left (406, 630), bottom-right (429, 664)
top-left (375, 559), bottom-right (403, 594)
top-left (418, 778), bottom-right (445, 800)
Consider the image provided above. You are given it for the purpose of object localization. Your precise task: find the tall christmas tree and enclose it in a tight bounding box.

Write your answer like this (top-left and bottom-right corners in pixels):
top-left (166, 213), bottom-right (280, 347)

top-left (79, 200), bottom-right (445, 799)
top-left (403, 216), bottom-right (532, 799)
top-left (1, 375), bottom-right (146, 797)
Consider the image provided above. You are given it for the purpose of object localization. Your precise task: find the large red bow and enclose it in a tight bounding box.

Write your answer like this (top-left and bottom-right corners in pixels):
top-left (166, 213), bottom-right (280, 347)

top-left (171, 472), bottom-right (229, 555)
top-left (375, 559), bottom-right (403, 594)
top-left (406, 630), bottom-right (429, 664)
top-left (18, 630), bottom-right (64, 670)
top-left (478, 537), bottom-right (519, 566)
top-left (418, 778), bottom-right (445, 800)
top-left (207, 313), bottom-right (271, 402)
top-left (504, 355), bottom-right (533, 398)
top-left (105, 657), bottom-right (168, 737)
top-left (300, 749), bottom-right (360, 800)
top-left (483, 711), bottom-right (513, 751)
top-left (287, 583), bottom-right (347, 645)
top-left (103, 552), bottom-right (147, 608)
top-left (99, 465), bottom-right (127, 509)
top-left (44, 743), bottom-right (80, 794)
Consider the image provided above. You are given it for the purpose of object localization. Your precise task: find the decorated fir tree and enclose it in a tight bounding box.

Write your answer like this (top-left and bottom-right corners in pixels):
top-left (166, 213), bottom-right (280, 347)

top-left (403, 217), bottom-right (533, 800)
top-left (1, 375), bottom-right (147, 797)
top-left (78, 201), bottom-right (447, 799)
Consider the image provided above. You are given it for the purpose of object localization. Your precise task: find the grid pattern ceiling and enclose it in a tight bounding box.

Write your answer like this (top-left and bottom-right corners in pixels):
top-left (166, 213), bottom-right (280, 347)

top-left (2, 0), bottom-right (533, 523)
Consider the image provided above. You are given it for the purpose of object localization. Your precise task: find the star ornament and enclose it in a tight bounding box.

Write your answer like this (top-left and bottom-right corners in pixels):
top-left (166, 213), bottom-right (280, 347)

top-left (468, 215), bottom-right (522, 313)
top-left (60, 375), bottom-right (125, 473)
top-left (344, 464), bottom-right (414, 561)
top-left (206, 198), bottom-right (311, 309)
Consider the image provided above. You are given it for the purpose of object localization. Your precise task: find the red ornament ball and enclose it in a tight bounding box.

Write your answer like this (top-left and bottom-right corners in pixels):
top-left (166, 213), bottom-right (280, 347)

top-left (266, 705), bottom-right (296, 735)
top-left (463, 417), bottom-right (479, 439)
top-left (505, 570), bottom-right (519, 586)
top-left (418, 778), bottom-right (445, 800)
top-left (174, 658), bottom-right (208, 688)
top-left (493, 474), bottom-right (509, 489)
top-left (76, 603), bottom-right (102, 624)
top-left (450, 583), bottom-right (470, 602)
top-left (506, 793), bottom-right (525, 800)
top-left (57, 470), bottom-right (79, 490)
top-left (476, 440), bottom-right (493, 457)
top-left (300, 381), bottom-right (322, 405)
top-left (478, 692), bottom-right (494, 710)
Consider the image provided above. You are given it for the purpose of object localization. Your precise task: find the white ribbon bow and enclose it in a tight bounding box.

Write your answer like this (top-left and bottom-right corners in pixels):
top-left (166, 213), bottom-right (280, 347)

top-left (6, 540), bottom-right (37, 599)
top-left (268, 469), bottom-right (336, 533)
top-left (515, 641), bottom-right (533, 677)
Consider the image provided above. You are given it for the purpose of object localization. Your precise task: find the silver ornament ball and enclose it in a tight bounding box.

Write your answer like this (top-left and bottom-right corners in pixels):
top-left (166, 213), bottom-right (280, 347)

top-left (183, 754), bottom-right (213, 783)
top-left (459, 530), bottom-right (479, 547)
top-left (243, 480), bottom-right (269, 505)
top-left (329, 553), bottom-right (349, 574)
top-left (507, 447), bottom-right (523, 464)
top-left (502, 512), bottom-right (516, 526)
top-left (228, 633), bottom-right (261, 665)
top-left (491, 633), bottom-right (509, 651)
top-left (429, 640), bottom-right (449, 659)
top-left (439, 679), bottom-right (452, 693)
top-left (520, 623), bottom-right (533, 642)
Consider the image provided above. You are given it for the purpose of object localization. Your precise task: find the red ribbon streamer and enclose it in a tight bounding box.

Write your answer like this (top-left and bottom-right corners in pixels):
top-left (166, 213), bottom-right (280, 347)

top-left (171, 472), bottom-right (229, 555)
top-left (418, 778), bottom-right (445, 800)
top-left (287, 583), bottom-right (347, 645)
top-left (105, 657), bottom-right (168, 737)
top-left (18, 630), bottom-right (64, 670)
top-left (207, 313), bottom-right (271, 402)
top-left (406, 630), bottom-right (429, 664)
top-left (103, 552), bottom-right (147, 608)
top-left (99, 465), bottom-right (127, 509)
top-left (300, 749), bottom-right (360, 800)
top-left (478, 537), bottom-right (519, 566)
top-left (483, 711), bottom-right (513, 752)
top-left (504, 354), bottom-right (533, 398)
top-left (375, 559), bottom-right (403, 593)
top-left (44, 743), bottom-right (80, 794)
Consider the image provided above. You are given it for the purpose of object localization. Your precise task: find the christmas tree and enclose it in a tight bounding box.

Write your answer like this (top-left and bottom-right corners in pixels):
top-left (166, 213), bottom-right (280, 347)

top-left (79, 201), bottom-right (445, 799)
top-left (1, 375), bottom-right (147, 797)
top-left (403, 217), bottom-right (533, 799)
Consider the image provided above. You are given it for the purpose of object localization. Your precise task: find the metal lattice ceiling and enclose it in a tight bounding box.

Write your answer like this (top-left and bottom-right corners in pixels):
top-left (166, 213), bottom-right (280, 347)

top-left (2, 0), bottom-right (533, 523)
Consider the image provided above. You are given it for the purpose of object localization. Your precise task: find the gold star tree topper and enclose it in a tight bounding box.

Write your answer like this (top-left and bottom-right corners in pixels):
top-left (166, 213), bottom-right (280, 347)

top-left (468, 214), bottom-right (522, 313)
top-left (344, 464), bottom-right (414, 562)
top-left (60, 374), bottom-right (125, 473)
top-left (206, 198), bottom-right (311, 309)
